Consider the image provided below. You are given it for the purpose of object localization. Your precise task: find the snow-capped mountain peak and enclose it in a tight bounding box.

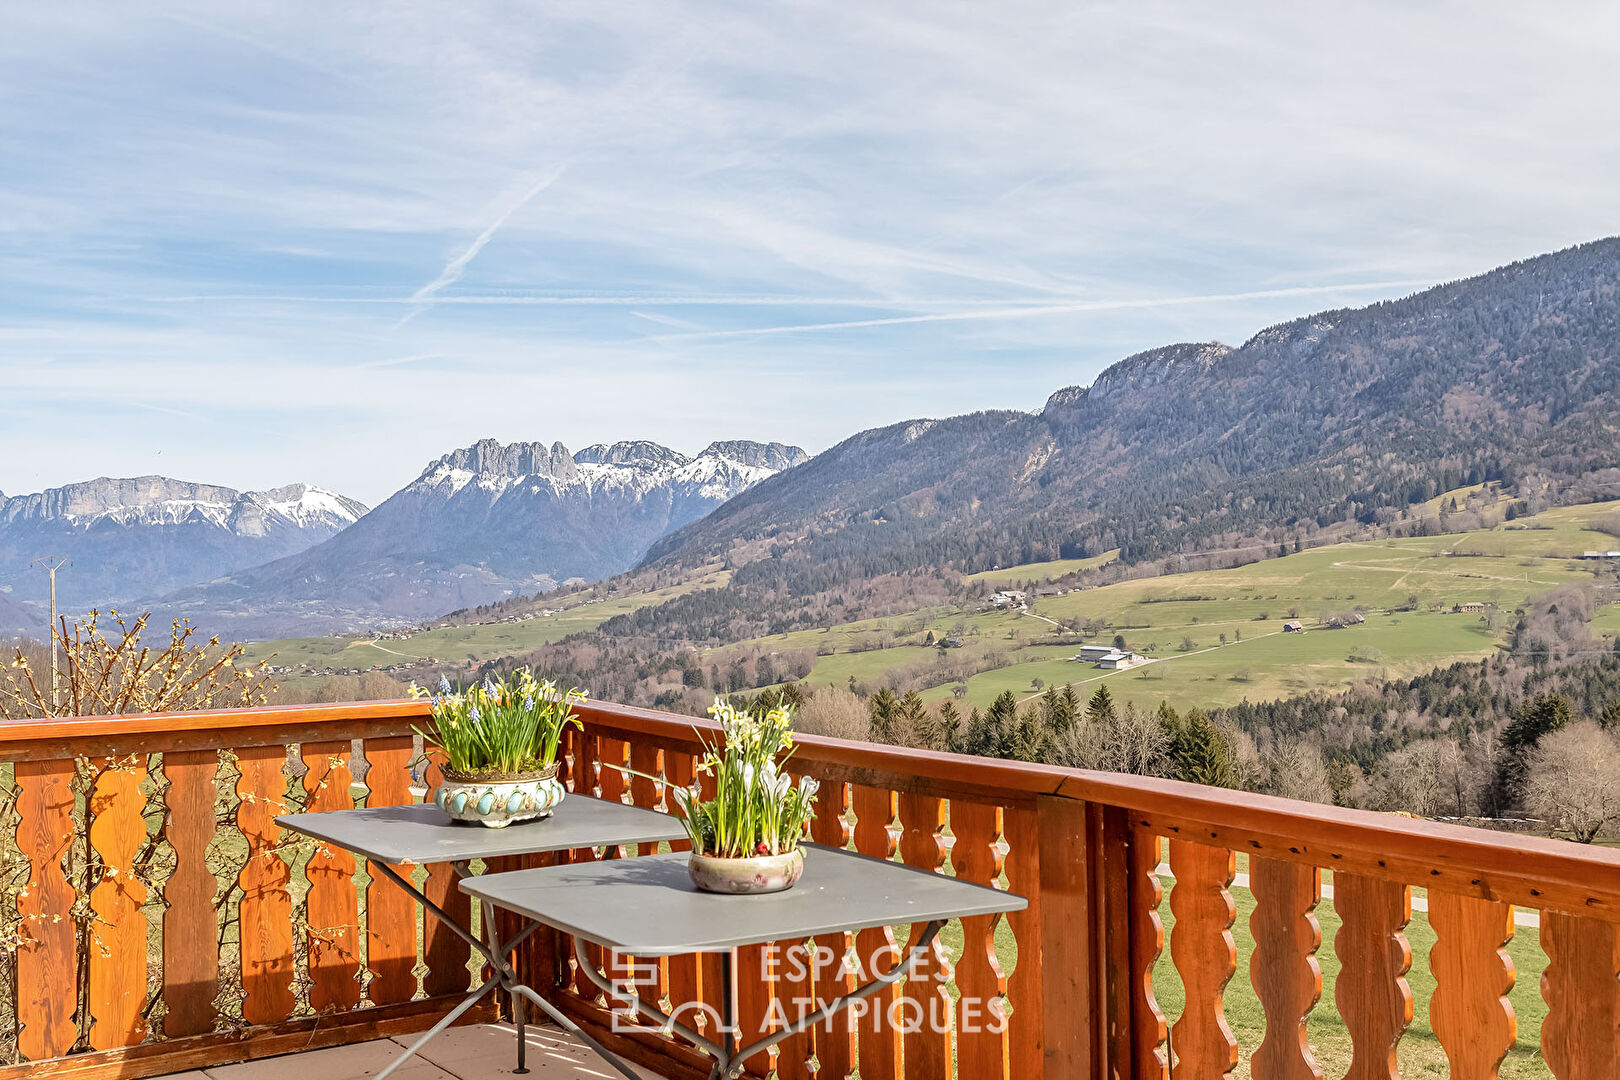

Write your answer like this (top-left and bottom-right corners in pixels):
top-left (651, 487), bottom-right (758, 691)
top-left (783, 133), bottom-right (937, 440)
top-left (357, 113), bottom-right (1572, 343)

top-left (0, 475), bottom-right (370, 615)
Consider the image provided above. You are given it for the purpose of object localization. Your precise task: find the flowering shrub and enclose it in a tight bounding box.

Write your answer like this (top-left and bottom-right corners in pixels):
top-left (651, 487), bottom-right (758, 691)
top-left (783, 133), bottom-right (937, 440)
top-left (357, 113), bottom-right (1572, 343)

top-left (675, 697), bottom-right (819, 858)
top-left (412, 670), bottom-right (583, 779)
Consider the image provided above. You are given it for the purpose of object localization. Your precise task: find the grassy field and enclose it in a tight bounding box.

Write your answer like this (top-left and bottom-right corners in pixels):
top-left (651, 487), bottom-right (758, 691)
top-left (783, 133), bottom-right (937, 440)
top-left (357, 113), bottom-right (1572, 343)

top-left (241, 568), bottom-right (730, 673)
top-left (963, 549), bottom-right (1120, 588)
top-left (243, 500), bottom-right (1620, 714)
top-left (766, 500), bottom-right (1620, 711)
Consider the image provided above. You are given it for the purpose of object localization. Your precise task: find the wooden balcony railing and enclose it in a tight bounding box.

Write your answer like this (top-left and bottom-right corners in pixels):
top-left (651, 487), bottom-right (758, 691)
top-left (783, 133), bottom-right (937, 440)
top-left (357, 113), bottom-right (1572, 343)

top-left (2, 697), bottom-right (1619, 1079)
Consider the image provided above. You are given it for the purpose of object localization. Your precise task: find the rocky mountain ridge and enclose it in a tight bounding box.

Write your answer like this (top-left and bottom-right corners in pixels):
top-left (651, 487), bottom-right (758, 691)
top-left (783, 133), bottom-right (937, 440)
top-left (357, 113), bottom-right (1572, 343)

top-left (0, 476), bottom-right (367, 618)
top-left (153, 438), bottom-right (807, 636)
top-left (631, 237), bottom-right (1620, 650)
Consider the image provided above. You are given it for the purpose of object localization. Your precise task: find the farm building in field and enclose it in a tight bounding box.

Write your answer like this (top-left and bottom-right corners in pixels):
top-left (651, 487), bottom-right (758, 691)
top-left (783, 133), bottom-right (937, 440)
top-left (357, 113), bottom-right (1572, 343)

top-left (1454, 602), bottom-right (1486, 613)
top-left (1070, 647), bottom-right (1144, 669)
top-left (1580, 550), bottom-right (1620, 559)
top-left (1283, 620), bottom-right (1305, 632)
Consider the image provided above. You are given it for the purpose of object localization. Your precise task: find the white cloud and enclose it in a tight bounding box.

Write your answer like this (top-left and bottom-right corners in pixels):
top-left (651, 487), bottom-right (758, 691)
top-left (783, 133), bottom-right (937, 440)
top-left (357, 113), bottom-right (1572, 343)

top-left (2, 1), bottom-right (1618, 501)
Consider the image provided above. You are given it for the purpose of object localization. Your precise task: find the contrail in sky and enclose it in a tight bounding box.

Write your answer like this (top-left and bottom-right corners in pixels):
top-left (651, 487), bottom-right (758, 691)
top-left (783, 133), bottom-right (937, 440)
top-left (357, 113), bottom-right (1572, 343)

top-left (399, 166), bottom-right (567, 323)
top-left (644, 280), bottom-right (1436, 341)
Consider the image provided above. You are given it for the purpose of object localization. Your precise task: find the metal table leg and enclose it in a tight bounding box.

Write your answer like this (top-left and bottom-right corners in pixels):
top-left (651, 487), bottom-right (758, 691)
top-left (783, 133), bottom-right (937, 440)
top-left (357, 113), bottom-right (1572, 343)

top-left (368, 859), bottom-right (545, 1080)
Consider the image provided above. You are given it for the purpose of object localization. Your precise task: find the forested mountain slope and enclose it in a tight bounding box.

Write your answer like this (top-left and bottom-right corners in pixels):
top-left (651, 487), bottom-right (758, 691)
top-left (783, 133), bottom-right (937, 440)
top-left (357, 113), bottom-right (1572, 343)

top-left (623, 239), bottom-right (1620, 643)
top-left (652, 239), bottom-right (1620, 578)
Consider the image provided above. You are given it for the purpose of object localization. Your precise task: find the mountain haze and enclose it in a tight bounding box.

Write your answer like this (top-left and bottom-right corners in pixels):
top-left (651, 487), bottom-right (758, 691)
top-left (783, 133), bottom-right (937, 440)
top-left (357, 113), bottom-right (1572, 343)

top-left (158, 438), bottom-right (806, 636)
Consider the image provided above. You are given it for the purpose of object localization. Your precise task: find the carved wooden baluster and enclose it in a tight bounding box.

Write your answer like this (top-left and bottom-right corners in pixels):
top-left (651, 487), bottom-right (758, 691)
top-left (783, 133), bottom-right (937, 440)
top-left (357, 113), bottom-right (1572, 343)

top-left (568, 729), bottom-right (600, 1000)
top-left (300, 740), bottom-right (360, 1013)
top-left (14, 758), bottom-right (78, 1061)
top-left (1333, 874), bottom-right (1412, 1080)
top-left (952, 801), bottom-right (1009, 1080)
top-left (1168, 839), bottom-right (1238, 1080)
top-left (235, 744), bottom-right (296, 1025)
top-left (421, 755), bottom-right (474, 999)
top-left (594, 736), bottom-right (638, 1017)
top-left (1130, 827), bottom-right (1170, 1080)
top-left (898, 792), bottom-right (953, 1080)
top-left (1249, 857), bottom-right (1323, 1080)
top-left (852, 783), bottom-right (903, 1080)
top-left (597, 736), bottom-right (631, 837)
top-left (810, 777), bottom-right (855, 1080)
top-left (664, 748), bottom-right (705, 1040)
top-left (163, 749), bottom-right (221, 1038)
top-left (735, 937), bottom-right (779, 1078)
top-left (1540, 910), bottom-right (1620, 1080)
top-left (87, 757), bottom-right (150, 1050)
top-left (775, 765), bottom-right (819, 1080)
top-left (628, 743), bottom-right (668, 1025)
top-left (1002, 805), bottom-right (1044, 1080)
top-left (1428, 891), bottom-right (1516, 1080)
top-left (362, 735), bottom-right (419, 1006)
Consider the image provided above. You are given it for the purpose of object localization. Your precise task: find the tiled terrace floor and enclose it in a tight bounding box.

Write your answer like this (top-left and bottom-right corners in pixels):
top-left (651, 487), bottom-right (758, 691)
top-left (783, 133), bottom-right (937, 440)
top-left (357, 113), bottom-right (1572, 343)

top-left (159, 1024), bottom-right (661, 1080)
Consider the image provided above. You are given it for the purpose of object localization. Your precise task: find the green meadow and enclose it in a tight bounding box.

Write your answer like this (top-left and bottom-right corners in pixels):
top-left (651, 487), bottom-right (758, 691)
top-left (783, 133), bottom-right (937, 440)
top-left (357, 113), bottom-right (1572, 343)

top-left (780, 500), bottom-right (1620, 711)
top-left (242, 569), bottom-right (730, 673)
top-left (245, 500), bottom-right (1620, 716)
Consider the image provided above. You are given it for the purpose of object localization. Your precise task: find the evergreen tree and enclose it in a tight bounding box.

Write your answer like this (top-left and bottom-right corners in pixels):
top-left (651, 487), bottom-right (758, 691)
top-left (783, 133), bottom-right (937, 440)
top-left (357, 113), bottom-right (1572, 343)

top-left (1495, 692), bottom-right (1573, 805)
top-left (960, 706), bottom-right (990, 757)
top-left (926, 700), bottom-right (963, 753)
top-left (868, 687), bottom-right (901, 743)
top-left (1059, 684), bottom-right (1080, 726)
top-left (1040, 685), bottom-right (1078, 735)
top-left (895, 689), bottom-right (930, 747)
top-left (1602, 699), bottom-right (1620, 732)
top-left (1087, 684), bottom-right (1118, 726)
top-left (1164, 707), bottom-right (1235, 788)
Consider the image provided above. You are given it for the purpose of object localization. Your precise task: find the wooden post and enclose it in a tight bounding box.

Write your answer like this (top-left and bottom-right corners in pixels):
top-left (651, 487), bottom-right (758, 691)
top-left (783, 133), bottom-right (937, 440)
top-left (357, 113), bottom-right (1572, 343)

top-left (1037, 794), bottom-right (1094, 1080)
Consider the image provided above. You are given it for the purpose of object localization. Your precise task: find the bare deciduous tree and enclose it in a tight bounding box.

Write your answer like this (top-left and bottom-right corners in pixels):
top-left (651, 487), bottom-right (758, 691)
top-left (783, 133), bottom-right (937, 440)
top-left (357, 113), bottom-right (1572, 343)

top-left (793, 685), bottom-right (871, 742)
top-left (1263, 741), bottom-right (1334, 804)
top-left (1522, 721), bottom-right (1620, 843)
top-left (1048, 704), bottom-right (1169, 776)
top-left (0, 610), bottom-right (274, 719)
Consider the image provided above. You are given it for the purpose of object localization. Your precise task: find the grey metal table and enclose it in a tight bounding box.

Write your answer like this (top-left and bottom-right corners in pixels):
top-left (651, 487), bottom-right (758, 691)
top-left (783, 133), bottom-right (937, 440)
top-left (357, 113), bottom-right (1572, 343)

top-left (277, 795), bottom-right (687, 1080)
top-left (463, 842), bottom-right (1027, 1080)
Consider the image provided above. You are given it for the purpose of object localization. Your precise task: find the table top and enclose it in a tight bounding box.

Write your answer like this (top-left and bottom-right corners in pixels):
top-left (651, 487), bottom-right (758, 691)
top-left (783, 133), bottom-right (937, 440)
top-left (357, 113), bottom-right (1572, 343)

top-left (276, 794), bottom-right (688, 865)
top-left (460, 843), bottom-right (1027, 955)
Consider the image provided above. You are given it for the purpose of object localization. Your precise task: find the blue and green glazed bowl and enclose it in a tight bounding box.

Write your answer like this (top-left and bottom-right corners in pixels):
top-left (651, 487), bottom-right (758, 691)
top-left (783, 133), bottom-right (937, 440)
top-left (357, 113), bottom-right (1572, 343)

top-left (433, 763), bottom-right (564, 828)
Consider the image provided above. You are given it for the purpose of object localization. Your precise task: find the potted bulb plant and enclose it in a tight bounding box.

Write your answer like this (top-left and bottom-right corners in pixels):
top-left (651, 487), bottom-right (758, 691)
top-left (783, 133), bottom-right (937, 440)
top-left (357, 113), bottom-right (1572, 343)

top-left (675, 697), bottom-right (819, 894)
top-left (413, 670), bottom-right (583, 828)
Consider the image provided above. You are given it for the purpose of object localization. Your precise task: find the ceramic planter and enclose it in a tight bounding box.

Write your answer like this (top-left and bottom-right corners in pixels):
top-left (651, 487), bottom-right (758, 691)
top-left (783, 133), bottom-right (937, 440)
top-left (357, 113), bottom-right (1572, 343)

top-left (433, 763), bottom-right (564, 828)
top-left (688, 847), bottom-right (805, 894)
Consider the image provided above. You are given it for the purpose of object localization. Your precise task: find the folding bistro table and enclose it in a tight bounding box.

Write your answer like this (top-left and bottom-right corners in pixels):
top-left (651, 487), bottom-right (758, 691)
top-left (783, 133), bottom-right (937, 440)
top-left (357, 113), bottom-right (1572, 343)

top-left (461, 842), bottom-right (1028, 1080)
top-left (277, 795), bottom-right (688, 1079)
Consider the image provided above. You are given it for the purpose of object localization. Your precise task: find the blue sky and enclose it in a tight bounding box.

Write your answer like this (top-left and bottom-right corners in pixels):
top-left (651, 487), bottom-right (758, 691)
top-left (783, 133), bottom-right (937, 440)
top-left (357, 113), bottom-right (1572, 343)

top-left (3, 3), bottom-right (1619, 505)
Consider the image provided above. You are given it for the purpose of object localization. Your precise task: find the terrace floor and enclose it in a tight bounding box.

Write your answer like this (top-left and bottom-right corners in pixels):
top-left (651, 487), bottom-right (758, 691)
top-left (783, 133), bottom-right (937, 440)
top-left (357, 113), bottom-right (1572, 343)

top-left (157, 1023), bottom-right (661, 1080)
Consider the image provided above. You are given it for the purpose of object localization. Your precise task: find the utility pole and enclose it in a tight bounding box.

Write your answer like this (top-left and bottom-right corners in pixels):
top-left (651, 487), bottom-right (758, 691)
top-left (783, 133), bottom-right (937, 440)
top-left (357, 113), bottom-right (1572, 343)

top-left (31, 557), bottom-right (69, 712)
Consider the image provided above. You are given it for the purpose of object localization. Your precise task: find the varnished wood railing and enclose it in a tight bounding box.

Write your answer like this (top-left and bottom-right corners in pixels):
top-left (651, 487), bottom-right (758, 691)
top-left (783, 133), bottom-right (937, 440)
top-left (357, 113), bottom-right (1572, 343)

top-left (4, 698), bottom-right (1620, 1079)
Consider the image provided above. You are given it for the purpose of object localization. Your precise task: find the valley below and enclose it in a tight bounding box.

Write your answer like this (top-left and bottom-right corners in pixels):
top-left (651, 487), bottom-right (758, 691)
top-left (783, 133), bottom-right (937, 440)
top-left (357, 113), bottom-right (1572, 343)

top-left (247, 494), bottom-right (1620, 718)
